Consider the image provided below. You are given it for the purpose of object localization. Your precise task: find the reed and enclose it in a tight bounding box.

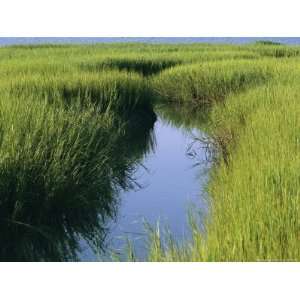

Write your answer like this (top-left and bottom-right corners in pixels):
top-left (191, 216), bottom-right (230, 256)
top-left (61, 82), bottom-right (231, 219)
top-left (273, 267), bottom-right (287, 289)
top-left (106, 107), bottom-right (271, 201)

top-left (0, 42), bottom-right (299, 261)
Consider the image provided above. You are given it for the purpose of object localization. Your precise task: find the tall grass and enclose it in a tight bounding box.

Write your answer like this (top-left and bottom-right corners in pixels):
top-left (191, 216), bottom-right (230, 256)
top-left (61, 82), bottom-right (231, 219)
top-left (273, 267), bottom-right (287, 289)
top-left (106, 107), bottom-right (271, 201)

top-left (80, 56), bottom-right (181, 76)
top-left (151, 60), bottom-right (275, 106)
top-left (5, 70), bottom-right (154, 116)
top-left (0, 44), bottom-right (159, 260)
top-left (0, 42), bottom-right (299, 261)
top-left (139, 63), bottom-right (300, 262)
top-left (0, 92), bottom-right (156, 261)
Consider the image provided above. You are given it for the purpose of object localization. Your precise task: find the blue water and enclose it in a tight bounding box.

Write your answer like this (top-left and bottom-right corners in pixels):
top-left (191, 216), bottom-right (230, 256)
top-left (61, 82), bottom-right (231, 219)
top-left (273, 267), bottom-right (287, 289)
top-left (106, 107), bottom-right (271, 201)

top-left (109, 117), bottom-right (209, 258)
top-left (79, 113), bottom-right (210, 261)
top-left (1, 37), bottom-right (300, 46)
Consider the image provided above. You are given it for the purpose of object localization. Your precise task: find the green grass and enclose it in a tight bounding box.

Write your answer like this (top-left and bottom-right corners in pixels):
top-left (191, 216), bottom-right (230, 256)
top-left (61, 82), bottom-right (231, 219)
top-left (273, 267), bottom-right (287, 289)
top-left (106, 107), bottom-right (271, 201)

top-left (0, 42), bottom-right (299, 261)
top-left (0, 91), bottom-right (156, 261)
top-left (80, 56), bottom-right (181, 76)
top-left (5, 70), bottom-right (154, 116)
top-left (0, 45), bottom-right (158, 261)
top-left (143, 83), bottom-right (300, 261)
top-left (151, 59), bottom-right (275, 105)
top-left (0, 93), bottom-right (141, 260)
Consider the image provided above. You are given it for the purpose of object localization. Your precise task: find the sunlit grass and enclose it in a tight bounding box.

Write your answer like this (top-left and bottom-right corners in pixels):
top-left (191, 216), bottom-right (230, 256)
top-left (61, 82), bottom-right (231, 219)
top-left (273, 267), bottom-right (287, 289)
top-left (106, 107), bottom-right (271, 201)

top-left (0, 42), bottom-right (299, 261)
top-left (139, 74), bottom-right (300, 262)
top-left (151, 59), bottom-right (275, 105)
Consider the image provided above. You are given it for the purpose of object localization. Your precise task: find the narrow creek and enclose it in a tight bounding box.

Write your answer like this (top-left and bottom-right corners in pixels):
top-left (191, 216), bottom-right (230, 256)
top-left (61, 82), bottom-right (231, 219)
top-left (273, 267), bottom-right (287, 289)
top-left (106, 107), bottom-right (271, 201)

top-left (80, 105), bottom-right (211, 261)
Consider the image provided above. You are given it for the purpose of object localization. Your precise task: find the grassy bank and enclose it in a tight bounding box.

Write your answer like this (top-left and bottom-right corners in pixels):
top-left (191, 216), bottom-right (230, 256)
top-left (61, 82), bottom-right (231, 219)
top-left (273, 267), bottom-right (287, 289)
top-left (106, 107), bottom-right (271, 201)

top-left (144, 82), bottom-right (300, 261)
top-left (0, 42), bottom-right (299, 261)
top-left (0, 91), bottom-right (156, 261)
top-left (0, 44), bottom-right (157, 261)
top-left (142, 57), bottom-right (300, 262)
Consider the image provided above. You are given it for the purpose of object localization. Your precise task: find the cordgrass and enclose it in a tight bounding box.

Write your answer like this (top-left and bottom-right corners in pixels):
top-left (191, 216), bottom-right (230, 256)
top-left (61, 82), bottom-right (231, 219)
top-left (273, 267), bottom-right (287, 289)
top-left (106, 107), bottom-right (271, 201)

top-left (151, 59), bottom-right (274, 105)
top-left (0, 42), bottom-right (299, 261)
top-left (142, 83), bottom-right (300, 261)
top-left (80, 56), bottom-right (181, 76)
top-left (0, 92), bottom-right (156, 261)
top-left (138, 60), bottom-right (300, 262)
top-left (5, 70), bottom-right (154, 116)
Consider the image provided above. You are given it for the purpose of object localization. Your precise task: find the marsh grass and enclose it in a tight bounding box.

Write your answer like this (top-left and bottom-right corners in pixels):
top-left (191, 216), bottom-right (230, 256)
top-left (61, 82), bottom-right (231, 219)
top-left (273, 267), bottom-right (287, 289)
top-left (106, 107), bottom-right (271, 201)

top-left (0, 93), bottom-right (132, 259)
top-left (4, 70), bottom-right (154, 116)
top-left (0, 91), bottom-right (156, 261)
top-left (151, 60), bottom-right (274, 106)
top-left (81, 56), bottom-right (181, 76)
top-left (0, 42), bottom-right (299, 261)
top-left (136, 74), bottom-right (300, 262)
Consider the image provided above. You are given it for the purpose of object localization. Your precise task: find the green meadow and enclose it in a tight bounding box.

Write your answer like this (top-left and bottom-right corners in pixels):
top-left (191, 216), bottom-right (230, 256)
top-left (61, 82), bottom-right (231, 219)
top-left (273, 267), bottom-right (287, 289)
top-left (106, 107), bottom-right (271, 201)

top-left (0, 42), bottom-right (299, 261)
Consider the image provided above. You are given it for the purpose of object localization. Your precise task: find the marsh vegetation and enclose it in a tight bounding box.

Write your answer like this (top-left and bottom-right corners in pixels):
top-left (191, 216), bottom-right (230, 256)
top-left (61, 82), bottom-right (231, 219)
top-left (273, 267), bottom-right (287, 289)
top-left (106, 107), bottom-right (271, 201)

top-left (0, 42), bottom-right (299, 261)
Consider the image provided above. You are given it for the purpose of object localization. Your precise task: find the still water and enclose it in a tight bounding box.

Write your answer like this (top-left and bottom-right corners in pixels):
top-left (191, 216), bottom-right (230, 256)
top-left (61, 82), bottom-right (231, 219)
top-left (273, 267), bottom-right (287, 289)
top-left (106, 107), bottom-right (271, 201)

top-left (80, 106), bottom-right (210, 261)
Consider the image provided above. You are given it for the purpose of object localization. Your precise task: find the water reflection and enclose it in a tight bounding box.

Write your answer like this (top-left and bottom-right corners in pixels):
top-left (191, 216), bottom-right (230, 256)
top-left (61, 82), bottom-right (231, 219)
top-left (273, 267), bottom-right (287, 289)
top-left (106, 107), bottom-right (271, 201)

top-left (0, 110), bottom-right (156, 261)
top-left (99, 104), bottom-right (211, 260)
top-left (156, 103), bottom-right (210, 132)
top-left (0, 102), bottom-right (212, 262)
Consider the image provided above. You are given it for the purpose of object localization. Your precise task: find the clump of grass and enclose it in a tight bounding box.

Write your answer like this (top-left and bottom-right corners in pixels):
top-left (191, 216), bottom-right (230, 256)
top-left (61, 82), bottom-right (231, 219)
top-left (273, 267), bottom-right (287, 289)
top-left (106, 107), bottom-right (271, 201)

top-left (205, 83), bottom-right (300, 261)
top-left (184, 50), bottom-right (261, 63)
top-left (6, 70), bottom-right (154, 116)
top-left (152, 60), bottom-right (273, 105)
top-left (0, 91), bottom-right (156, 261)
top-left (0, 93), bottom-right (116, 260)
top-left (81, 56), bottom-right (181, 76)
top-left (255, 40), bottom-right (282, 46)
top-left (254, 45), bottom-right (300, 58)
